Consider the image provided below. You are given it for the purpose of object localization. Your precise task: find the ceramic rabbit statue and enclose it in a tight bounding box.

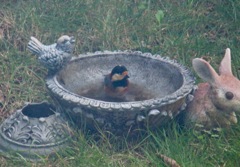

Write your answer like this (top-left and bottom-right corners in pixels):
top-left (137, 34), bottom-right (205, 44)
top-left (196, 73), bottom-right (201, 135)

top-left (185, 48), bottom-right (240, 129)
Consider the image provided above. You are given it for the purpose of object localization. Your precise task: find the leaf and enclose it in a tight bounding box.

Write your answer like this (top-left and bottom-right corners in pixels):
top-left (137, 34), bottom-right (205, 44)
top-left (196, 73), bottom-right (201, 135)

top-left (158, 154), bottom-right (181, 167)
top-left (155, 10), bottom-right (164, 24)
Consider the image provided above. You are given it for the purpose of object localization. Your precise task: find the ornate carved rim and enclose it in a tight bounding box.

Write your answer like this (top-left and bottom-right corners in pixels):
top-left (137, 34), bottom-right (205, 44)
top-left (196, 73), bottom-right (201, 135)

top-left (46, 50), bottom-right (195, 111)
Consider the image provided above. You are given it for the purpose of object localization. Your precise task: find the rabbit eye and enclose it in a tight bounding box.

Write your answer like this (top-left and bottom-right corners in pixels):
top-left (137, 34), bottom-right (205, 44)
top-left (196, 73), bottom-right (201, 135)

top-left (225, 92), bottom-right (234, 100)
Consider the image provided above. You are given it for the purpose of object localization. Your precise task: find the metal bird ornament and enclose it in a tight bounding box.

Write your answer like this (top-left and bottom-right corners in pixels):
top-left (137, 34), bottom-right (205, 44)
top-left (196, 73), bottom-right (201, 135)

top-left (27, 35), bottom-right (75, 73)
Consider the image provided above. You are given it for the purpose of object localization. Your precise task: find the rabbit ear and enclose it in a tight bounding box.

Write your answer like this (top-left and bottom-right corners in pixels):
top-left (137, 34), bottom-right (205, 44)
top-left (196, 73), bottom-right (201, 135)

top-left (192, 58), bottom-right (219, 84)
top-left (219, 48), bottom-right (233, 76)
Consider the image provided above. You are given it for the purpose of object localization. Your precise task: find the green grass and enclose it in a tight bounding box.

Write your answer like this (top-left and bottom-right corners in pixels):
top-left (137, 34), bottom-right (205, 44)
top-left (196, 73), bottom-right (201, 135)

top-left (1, 0), bottom-right (240, 166)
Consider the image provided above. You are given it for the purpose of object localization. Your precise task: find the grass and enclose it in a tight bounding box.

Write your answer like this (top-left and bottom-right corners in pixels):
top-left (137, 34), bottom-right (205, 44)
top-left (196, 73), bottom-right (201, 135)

top-left (0, 0), bottom-right (240, 166)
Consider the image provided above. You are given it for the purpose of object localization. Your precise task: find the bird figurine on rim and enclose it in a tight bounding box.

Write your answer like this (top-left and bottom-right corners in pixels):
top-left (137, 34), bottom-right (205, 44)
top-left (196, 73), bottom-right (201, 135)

top-left (27, 35), bottom-right (75, 74)
top-left (104, 65), bottom-right (130, 99)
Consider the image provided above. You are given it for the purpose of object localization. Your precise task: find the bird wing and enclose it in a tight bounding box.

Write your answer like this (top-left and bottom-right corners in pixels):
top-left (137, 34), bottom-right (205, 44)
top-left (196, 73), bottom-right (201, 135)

top-left (104, 74), bottom-right (112, 88)
top-left (38, 51), bottom-right (64, 70)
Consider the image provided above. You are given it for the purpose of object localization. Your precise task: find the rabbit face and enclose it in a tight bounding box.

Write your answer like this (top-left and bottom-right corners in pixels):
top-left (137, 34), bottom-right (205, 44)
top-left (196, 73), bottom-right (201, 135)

top-left (211, 76), bottom-right (240, 113)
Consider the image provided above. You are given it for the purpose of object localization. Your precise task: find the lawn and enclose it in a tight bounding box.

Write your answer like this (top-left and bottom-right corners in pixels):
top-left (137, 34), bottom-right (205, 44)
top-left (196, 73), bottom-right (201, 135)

top-left (0, 0), bottom-right (240, 166)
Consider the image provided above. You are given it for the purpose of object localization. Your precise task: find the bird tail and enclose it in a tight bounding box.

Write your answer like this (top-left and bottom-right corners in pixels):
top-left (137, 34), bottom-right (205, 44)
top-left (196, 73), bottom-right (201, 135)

top-left (27, 36), bottom-right (43, 56)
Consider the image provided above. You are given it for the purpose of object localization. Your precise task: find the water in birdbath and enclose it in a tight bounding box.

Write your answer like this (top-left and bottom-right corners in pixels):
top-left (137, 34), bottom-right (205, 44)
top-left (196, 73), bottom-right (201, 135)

top-left (76, 82), bottom-right (156, 102)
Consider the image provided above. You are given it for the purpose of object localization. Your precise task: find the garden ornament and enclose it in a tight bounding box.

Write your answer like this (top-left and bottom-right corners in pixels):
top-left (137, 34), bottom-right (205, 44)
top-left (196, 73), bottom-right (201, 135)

top-left (27, 35), bottom-right (75, 73)
top-left (0, 102), bottom-right (72, 160)
top-left (184, 48), bottom-right (240, 129)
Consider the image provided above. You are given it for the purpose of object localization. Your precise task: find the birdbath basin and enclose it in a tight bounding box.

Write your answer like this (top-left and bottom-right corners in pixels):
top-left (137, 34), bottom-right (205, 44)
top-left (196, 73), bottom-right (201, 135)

top-left (46, 51), bottom-right (195, 134)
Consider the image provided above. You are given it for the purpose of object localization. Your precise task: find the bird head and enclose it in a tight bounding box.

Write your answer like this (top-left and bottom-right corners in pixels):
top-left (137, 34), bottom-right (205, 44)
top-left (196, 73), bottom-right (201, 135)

top-left (56, 35), bottom-right (75, 53)
top-left (110, 65), bottom-right (129, 82)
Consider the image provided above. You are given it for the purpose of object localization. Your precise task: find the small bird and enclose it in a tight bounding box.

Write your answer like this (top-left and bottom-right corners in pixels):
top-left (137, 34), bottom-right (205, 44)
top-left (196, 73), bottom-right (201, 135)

top-left (27, 35), bottom-right (75, 73)
top-left (104, 65), bottom-right (130, 98)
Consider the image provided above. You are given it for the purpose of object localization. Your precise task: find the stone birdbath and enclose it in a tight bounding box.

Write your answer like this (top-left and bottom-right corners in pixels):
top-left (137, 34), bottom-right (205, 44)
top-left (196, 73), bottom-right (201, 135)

top-left (46, 50), bottom-right (195, 134)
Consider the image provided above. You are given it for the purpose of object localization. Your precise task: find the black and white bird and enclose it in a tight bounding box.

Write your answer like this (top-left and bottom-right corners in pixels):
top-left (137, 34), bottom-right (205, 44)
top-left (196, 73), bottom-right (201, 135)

top-left (27, 35), bottom-right (75, 73)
